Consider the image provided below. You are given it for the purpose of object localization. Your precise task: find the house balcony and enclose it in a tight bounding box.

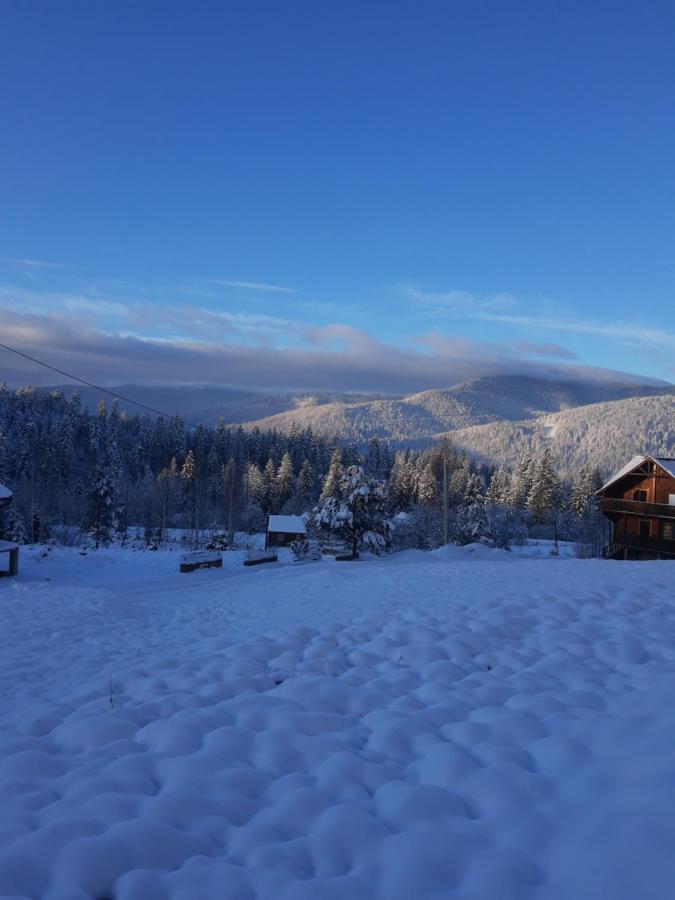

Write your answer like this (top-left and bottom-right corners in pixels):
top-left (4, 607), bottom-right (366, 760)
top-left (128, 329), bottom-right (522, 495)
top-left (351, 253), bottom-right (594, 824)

top-left (606, 530), bottom-right (675, 558)
top-left (601, 497), bottom-right (675, 520)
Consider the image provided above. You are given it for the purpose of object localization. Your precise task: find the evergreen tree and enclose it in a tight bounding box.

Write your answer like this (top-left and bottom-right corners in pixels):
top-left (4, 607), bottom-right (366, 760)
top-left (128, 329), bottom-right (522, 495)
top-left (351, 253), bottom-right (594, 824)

top-left (262, 457), bottom-right (278, 514)
top-left (276, 452), bottom-right (295, 510)
top-left (415, 461), bottom-right (438, 507)
top-left (296, 458), bottom-right (314, 509)
top-left (157, 458), bottom-right (179, 544)
top-left (312, 465), bottom-right (388, 556)
top-left (455, 473), bottom-right (490, 545)
top-left (181, 449), bottom-right (198, 540)
top-left (320, 448), bottom-right (343, 501)
top-left (510, 455), bottom-right (534, 508)
top-left (486, 467), bottom-right (511, 505)
top-left (527, 449), bottom-right (562, 523)
top-left (222, 457), bottom-right (241, 538)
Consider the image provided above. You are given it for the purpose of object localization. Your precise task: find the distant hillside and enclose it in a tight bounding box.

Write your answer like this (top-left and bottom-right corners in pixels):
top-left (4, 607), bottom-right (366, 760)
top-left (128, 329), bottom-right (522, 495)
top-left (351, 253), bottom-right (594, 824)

top-left (242, 376), bottom-right (675, 444)
top-left (49, 385), bottom-right (382, 427)
top-left (448, 394), bottom-right (675, 479)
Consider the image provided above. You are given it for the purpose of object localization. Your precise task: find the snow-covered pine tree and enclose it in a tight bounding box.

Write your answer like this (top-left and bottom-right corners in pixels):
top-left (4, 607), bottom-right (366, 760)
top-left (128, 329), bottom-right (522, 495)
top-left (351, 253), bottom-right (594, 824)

top-left (415, 461), bottom-right (438, 507)
top-left (295, 458), bottom-right (314, 511)
top-left (387, 451), bottom-right (414, 511)
top-left (510, 455), bottom-right (534, 508)
top-left (526, 448), bottom-right (562, 523)
top-left (486, 467), bottom-right (511, 505)
top-left (181, 449), bottom-right (199, 543)
top-left (262, 457), bottom-right (278, 515)
top-left (319, 448), bottom-right (344, 501)
top-left (311, 465), bottom-right (388, 557)
top-left (366, 437), bottom-right (382, 475)
top-left (455, 472), bottom-right (490, 545)
top-left (276, 452), bottom-right (295, 511)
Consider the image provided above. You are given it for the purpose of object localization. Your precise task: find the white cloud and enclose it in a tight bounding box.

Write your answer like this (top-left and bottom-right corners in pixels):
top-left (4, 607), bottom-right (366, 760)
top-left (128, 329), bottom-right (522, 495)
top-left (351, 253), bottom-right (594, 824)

top-left (405, 284), bottom-right (675, 352)
top-left (205, 279), bottom-right (297, 295)
top-left (0, 257), bottom-right (67, 270)
top-left (404, 285), bottom-right (517, 312)
top-left (477, 311), bottom-right (675, 350)
top-left (0, 307), bottom-right (665, 394)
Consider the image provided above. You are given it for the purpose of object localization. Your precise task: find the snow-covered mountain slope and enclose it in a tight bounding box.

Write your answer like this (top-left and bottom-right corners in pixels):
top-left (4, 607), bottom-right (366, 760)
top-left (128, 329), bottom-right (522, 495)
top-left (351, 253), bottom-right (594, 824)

top-left (50, 384), bottom-right (383, 427)
top-left (449, 393), bottom-right (675, 477)
top-left (2, 545), bottom-right (675, 899)
top-left (242, 376), bottom-right (674, 443)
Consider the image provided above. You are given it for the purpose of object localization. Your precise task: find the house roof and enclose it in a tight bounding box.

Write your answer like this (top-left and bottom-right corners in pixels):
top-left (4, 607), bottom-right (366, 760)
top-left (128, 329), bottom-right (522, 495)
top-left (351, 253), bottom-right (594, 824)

top-left (267, 515), bottom-right (307, 534)
top-left (597, 456), bottom-right (675, 494)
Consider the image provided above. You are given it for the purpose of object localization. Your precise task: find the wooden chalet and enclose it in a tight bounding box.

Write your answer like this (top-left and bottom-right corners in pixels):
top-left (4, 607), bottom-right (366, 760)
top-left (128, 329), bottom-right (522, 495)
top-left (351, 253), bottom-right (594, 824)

top-left (597, 456), bottom-right (675, 559)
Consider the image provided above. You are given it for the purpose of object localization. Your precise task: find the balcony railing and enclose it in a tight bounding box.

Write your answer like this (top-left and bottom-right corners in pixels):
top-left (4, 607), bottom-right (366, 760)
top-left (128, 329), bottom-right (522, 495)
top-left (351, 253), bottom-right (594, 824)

top-left (602, 497), bottom-right (675, 519)
top-left (611, 530), bottom-right (675, 556)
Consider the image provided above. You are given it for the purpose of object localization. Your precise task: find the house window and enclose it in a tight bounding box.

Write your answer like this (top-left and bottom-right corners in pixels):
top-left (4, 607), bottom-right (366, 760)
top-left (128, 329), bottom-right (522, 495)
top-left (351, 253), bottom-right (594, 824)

top-left (633, 490), bottom-right (648, 502)
top-left (664, 523), bottom-right (674, 541)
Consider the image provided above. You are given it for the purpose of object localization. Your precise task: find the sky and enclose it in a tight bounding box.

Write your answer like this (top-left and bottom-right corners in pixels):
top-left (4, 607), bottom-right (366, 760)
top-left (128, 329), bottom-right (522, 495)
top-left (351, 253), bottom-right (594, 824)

top-left (1, 0), bottom-right (674, 393)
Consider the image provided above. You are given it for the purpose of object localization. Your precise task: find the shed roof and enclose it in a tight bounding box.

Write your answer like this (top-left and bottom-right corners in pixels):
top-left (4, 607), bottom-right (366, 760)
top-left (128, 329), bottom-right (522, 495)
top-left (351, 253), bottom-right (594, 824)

top-left (598, 456), bottom-right (675, 494)
top-left (267, 515), bottom-right (307, 534)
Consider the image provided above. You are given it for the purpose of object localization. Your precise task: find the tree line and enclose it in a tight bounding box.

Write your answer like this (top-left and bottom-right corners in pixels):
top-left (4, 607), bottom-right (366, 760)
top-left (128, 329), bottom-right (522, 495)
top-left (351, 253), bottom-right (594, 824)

top-left (0, 385), bottom-right (608, 554)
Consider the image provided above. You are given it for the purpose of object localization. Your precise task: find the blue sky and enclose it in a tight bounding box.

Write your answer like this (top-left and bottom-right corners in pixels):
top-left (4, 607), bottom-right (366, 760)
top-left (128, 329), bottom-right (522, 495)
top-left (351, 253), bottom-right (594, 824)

top-left (1, 1), bottom-right (674, 391)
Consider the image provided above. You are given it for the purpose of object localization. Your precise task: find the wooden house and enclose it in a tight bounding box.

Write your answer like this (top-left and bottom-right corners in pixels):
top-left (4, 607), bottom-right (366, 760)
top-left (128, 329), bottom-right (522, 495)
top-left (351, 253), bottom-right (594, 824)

top-left (265, 515), bottom-right (307, 549)
top-left (0, 483), bottom-right (19, 576)
top-left (597, 456), bottom-right (675, 559)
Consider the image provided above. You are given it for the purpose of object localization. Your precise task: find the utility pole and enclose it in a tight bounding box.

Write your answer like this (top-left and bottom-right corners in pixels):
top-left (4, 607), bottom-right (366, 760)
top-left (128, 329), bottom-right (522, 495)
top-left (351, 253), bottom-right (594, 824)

top-left (443, 457), bottom-right (448, 545)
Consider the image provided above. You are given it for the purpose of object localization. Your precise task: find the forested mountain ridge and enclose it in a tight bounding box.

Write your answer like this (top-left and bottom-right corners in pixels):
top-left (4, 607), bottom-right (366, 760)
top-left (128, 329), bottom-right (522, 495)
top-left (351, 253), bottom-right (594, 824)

top-left (242, 376), bottom-right (675, 444)
top-left (48, 385), bottom-right (385, 428)
top-left (448, 394), bottom-right (675, 479)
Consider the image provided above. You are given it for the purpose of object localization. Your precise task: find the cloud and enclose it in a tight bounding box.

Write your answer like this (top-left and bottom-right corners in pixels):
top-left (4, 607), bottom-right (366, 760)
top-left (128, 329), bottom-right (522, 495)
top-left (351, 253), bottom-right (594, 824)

top-left (0, 307), bottom-right (665, 395)
top-left (405, 285), bottom-right (517, 313)
top-left (405, 284), bottom-right (675, 353)
top-left (205, 279), bottom-right (297, 295)
top-left (508, 340), bottom-right (578, 360)
top-left (0, 257), bottom-right (67, 270)
top-left (477, 311), bottom-right (675, 350)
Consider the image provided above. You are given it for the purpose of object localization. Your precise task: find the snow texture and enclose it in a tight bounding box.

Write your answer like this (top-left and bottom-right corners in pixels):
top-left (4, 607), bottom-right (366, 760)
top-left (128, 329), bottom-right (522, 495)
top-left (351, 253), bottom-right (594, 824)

top-left (0, 483), bottom-right (13, 501)
top-left (2, 544), bottom-right (675, 899)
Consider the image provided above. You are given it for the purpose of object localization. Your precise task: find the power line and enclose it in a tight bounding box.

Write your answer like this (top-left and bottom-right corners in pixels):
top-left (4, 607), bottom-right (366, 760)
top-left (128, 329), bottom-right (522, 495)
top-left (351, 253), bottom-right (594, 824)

top-left (0, 341), bottom-right (202, 427)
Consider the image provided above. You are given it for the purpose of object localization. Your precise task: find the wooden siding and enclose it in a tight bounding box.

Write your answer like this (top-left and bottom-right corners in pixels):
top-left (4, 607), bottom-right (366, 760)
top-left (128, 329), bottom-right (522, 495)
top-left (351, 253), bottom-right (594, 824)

top-left (601, 460), bottom-right (675, 558)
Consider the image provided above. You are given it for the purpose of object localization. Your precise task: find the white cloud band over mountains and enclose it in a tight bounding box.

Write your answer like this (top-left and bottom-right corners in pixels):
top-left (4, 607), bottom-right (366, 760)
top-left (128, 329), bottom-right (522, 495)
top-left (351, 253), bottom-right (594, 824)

top-left (0, 305), bottom-right (666, 393)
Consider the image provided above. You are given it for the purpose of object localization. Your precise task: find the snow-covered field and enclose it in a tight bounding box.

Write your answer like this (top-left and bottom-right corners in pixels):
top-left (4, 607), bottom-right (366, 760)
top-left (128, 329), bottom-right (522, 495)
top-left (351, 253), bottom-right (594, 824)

top-left (2, 544), bottom-right (675, 899)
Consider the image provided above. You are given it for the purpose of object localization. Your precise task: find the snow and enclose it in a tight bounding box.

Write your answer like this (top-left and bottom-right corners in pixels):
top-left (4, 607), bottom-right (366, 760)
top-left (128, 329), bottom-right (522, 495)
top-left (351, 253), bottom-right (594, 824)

top-left (0, 482), bottom-right (12, 502)
top-left (2, 544), bottom-right (675, 898)
top-left (267, 515), bottom-right (307, 535)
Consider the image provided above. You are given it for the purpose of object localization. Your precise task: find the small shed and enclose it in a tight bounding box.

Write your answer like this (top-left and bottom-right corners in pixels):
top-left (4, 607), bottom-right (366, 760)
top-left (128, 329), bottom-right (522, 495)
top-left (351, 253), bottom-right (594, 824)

top-left (265, 515), bottom-right (307, 549)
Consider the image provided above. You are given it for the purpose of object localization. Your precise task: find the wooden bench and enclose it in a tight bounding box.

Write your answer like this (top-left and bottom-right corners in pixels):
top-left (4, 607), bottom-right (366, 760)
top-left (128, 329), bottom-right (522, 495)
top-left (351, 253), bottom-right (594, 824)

top-left (243, 551), bottom-right (278, 567)
top-left (180, 550), bottom-right (223, 573)
top-left (0, 541), bottom-right (19, 577)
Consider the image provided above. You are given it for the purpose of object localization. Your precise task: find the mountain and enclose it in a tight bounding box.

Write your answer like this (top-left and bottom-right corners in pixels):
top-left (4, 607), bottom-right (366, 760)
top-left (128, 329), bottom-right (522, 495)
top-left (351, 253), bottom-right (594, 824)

top-left (241, 376), bottom-right (675, 444)
top-left (48, 385), bottom-right (383, 427)
top-left (448, 394), bottom-right (675, 479)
